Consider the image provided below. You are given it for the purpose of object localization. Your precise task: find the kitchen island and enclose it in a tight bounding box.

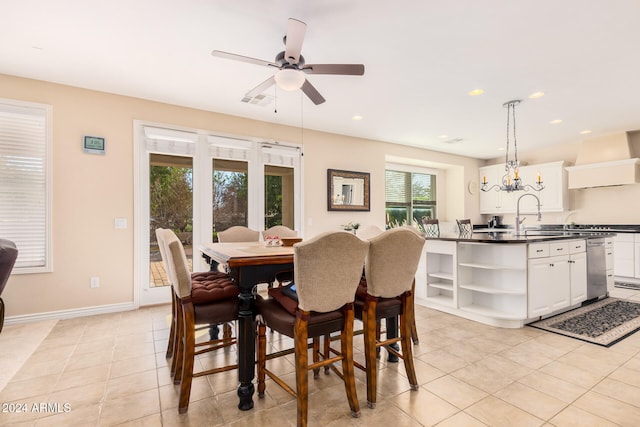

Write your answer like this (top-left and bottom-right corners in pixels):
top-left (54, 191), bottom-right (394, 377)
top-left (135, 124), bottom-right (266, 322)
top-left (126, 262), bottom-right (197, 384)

top-left (416, 231), bottom-right (614, 328)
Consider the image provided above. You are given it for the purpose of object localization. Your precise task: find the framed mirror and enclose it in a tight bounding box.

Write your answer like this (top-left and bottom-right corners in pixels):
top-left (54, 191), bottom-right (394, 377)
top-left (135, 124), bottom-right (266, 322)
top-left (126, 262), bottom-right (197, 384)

top-left (327, 169), bottom-right (370, 211)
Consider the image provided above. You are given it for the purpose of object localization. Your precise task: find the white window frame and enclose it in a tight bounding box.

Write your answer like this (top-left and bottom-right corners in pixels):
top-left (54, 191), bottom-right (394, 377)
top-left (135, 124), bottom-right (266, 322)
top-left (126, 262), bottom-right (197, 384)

top-left (0, 99), bottom-right (52, 274)
top-left (385, 162), bottom-right (439, 226)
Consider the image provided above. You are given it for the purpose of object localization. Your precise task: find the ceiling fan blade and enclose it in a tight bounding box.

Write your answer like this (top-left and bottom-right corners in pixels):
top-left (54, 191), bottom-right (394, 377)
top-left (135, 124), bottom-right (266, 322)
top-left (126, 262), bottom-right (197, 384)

top-left (302, 64), bottom-right (365, 75)
top-left (211, 50), bottom-right (278, 68)
top-left (244, 75), bottom-right (276, 99)
top-left (284, 18), bottom-right (307, 64)
top-left (301, 79), bottom-right (326, 105)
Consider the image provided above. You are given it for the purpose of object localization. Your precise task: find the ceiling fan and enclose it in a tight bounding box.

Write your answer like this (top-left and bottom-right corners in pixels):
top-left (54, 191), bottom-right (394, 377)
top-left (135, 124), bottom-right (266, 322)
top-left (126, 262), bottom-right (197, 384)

top-left (211, 18), bottom-right (365, 105)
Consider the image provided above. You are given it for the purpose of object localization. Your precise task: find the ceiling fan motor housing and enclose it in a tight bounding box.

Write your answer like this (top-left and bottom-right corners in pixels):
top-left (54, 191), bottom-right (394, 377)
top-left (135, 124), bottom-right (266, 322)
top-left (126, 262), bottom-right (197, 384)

top-left (276, 51), bottom-right (305, 68)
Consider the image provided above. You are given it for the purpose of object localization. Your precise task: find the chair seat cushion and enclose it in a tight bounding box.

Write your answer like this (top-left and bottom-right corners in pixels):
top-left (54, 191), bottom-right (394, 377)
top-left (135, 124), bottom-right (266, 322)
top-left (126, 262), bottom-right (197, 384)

top-left (190, 273), bottom-right (238, 305)
top-left (256, 298), bottom-right (345, 339)
top-left (194, 297), bottom-right (238, 325)
top-left (354, 295), bottom-right (402, 320)
top-left (355, 277), bottom-right (368, 300)
top-left (267, 285), bottom-right (298, 315)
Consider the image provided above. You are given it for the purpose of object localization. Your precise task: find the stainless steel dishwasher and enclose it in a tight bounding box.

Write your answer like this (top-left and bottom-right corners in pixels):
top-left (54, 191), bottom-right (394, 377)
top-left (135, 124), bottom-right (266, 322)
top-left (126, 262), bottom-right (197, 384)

top-left (586, 238), bottom-right (608, 301)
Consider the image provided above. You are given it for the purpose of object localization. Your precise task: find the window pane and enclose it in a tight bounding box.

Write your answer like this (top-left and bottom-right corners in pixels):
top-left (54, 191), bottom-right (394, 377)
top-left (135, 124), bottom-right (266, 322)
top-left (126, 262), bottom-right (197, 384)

top-left (149, 154), bottom-right (193, 287)
top-left (0, 102), bottom-right (49, 270)
top-left (385, 169), bottom-right (437, 228)
top-left (264, 165), bottom-right (294, 229)
top-left (213, 159), bottom-right (248, 239)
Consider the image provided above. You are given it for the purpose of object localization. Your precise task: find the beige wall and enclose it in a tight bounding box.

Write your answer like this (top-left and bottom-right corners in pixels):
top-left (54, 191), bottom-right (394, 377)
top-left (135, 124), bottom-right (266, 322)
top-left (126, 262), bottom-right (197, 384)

top-left (1, 74), bottom-right (483, 318)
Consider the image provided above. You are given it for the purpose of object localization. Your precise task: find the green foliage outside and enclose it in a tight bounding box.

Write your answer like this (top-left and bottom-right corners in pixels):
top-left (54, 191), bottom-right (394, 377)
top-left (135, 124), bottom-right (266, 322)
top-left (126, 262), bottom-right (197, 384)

top-left (150, 165), bottom-right (193, 234)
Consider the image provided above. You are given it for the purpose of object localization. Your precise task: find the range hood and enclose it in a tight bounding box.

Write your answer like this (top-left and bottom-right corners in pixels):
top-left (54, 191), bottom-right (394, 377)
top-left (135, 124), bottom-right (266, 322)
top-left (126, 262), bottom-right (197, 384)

top-left (566, 132), bottom-right (640, 189)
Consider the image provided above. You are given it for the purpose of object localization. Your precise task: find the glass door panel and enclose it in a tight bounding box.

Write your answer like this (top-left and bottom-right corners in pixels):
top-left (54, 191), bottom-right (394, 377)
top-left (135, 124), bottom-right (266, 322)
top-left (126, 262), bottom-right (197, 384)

top-left (149, 153), bottom-right (193, 288)
top-left (264, 165), bottom-right (295, 229)
top-left (212, 158), bottom-right (248, 241)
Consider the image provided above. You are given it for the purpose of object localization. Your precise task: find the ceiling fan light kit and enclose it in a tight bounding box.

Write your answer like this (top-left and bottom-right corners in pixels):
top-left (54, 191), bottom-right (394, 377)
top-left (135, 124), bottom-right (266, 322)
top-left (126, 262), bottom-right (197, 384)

top-left (211, 18), bottom-right (364, 105)
top-left (274, 69), bottom-right (305, 91)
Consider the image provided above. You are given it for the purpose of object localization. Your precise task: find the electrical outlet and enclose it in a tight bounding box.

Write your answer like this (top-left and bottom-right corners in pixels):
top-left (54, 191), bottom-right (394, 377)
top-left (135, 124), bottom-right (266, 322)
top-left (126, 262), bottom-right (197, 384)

top-left (90, 277), bottom-right (100, 288)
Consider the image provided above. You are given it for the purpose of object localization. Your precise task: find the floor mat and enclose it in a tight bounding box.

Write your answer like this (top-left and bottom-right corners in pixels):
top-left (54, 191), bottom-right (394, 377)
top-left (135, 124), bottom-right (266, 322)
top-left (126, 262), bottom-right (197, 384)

top-left (528, 298), bottom-right (640, 347)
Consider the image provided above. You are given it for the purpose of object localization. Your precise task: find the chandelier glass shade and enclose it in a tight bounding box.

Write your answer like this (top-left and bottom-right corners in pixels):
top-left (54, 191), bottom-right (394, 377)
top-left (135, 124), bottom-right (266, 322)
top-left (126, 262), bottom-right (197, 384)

top-left (481, 100), bottom-right (544, 193)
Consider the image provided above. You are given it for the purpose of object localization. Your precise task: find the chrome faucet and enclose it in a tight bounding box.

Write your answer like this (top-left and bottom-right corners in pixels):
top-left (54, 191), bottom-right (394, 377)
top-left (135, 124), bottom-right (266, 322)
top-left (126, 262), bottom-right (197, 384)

top-left (515, 193), bottom-right (542, 235)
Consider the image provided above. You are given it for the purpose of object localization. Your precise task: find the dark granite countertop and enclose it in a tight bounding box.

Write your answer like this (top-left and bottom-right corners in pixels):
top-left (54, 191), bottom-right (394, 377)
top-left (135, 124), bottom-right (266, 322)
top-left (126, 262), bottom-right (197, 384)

top-left (427, 231), bottom-right (615, 243)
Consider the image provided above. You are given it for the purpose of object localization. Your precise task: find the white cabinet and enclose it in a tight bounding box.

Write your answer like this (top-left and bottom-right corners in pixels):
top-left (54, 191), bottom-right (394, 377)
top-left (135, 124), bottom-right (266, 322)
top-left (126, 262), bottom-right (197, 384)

top-left (605, 237), bottom-right (615, 292)
top-left (569, 248), bottom-right (587, 305)
top-left (457, 242), bottom-right (527, 320)
top-left (424, 240), bottom-right (457, 307)
top-left (479, 161), bottom-right (567, 214)
top-left (479, 165), bottom-right (514, 213)
top-left (528, 240), bottom-right (585, 318)
top-left (535, 162), bottom-right (569, 212)
top-left (614, 233), bottom-right (635, 278)
top-left (635, 234), bottom-right (640, 279)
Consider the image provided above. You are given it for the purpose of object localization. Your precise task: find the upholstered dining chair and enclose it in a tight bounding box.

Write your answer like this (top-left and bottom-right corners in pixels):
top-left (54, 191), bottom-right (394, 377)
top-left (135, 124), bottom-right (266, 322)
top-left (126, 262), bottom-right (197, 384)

top-left (0, 238), bottom-right (19, 334)
top-left (155, 229), bottom-right (232, 377)
top-left (422, 217), bottom-right (440, 238)
top-left (256, 232), bottom-right (369, 427)
top-left (217, 225), bottom-right (260, 242)
top-left (262, 225), bottom-right (298, 287)
top-left (456, 219), bottom-right (473, 234)
top-left (356, 224), bottom-right (384, 240)
top-left (355, 227), bottom-right (424, 408)
top-left (160, 229), bottom-right (240, 413)
top-left (357, 225), bottom-right (422, 346)
top-left (262, 225), bottom-right (298, 240)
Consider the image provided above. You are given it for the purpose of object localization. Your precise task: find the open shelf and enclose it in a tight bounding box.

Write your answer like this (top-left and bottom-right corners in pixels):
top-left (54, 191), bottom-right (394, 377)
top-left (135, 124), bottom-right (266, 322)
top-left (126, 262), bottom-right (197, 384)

top-left (458, 283), bottom-right (526, 296)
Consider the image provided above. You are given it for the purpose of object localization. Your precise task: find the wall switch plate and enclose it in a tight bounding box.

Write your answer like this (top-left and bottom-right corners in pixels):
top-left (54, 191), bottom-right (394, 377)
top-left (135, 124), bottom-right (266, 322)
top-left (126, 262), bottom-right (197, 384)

top-left (114, 218), bottom-right (127, 229)
top-left (90, 277), bottom-right (100, 288)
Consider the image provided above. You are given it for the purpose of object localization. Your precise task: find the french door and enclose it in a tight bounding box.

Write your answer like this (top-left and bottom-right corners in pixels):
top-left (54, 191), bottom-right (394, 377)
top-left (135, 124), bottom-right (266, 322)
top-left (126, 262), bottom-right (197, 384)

top-left (134, 123), bottom-right (302, 306)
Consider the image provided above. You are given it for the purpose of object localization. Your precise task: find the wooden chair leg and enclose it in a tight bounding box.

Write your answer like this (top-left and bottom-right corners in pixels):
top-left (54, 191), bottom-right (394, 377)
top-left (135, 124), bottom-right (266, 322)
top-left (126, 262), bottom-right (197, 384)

top-left (178, 303), bottom-right (196, 413)
top-left (166, 290), bottom-right (176, 358)
top-left (401, 298), bottom-right (418, 390)
top-left (257, 322), bottom-right (267, 397)
top-left (312, 337), bottom-right (321, 378)
top-left (323, 334), bottom-right (331, 374)
top-left (410, 279), bottom-right (419, 344)
top-left (223, 322), bottom-right (233, 340)
top-left (173, 302), bottom-right (184, 383)
top-left (341, 305), bottom-right (361, 418)
top-left (363, 299), bottom-right (379, 408)
top-left (410, 316), bottom-right (419, 345)
top-left (294, 313), bottom-right (310, 427)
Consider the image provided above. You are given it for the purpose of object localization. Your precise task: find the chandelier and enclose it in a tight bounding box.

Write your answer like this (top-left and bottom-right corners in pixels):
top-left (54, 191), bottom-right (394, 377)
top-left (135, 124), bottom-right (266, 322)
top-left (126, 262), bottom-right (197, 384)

top-left (481, 100), bottom-right (544, 193)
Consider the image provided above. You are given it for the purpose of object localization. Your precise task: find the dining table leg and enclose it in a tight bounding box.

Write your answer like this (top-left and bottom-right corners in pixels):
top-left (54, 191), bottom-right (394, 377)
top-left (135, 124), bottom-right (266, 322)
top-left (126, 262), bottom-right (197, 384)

top-left (236, 290), bottom-right (256, 410)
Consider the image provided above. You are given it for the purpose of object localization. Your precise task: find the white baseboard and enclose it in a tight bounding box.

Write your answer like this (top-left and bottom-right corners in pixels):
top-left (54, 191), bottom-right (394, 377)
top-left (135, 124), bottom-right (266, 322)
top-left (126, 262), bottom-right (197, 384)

top-left (4, 302), bottom-right (139, 326)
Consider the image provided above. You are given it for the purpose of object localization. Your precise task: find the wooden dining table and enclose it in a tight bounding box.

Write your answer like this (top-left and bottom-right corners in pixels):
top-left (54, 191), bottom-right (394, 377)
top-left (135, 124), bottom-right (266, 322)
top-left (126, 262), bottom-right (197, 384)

top-left (199, 242), bottom-right (294, 411)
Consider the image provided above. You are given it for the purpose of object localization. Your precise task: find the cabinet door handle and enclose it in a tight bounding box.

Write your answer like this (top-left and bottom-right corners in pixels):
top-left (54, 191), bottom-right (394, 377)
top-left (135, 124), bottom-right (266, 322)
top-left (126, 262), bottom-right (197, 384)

top-left (549, 263), bottom-right (554, 267)
top-left (536, 249), bottom-right (543, 253)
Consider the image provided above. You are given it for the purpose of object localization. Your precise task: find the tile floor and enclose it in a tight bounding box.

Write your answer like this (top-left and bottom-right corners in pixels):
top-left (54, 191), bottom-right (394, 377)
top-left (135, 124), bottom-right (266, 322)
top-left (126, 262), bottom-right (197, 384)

top-left (1, 286), bottom-right (640, 426)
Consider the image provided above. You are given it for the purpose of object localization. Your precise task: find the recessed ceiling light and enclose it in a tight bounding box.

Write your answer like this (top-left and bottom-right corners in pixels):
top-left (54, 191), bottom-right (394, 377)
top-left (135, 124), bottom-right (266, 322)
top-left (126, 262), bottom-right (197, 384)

top-left (529, 91), bottom-right (545, 99)
top-left (580, 129), bottom-right (592, 135)
top-left (498, 147), bottom-right (505, 151)
top-left (468, 89), bottom-right (484, 96)
top-left (351, 115), bottom-right (363, 121)
top-left (438, 134), bottom-right (448, 139)
top-left (549, 119), bottom-right (563, 124)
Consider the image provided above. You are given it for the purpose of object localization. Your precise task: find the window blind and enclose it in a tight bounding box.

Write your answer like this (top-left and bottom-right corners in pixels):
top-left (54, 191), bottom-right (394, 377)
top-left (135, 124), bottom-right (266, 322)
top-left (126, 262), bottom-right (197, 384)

top-left (0, 101), bottom-right (50, 270)
top-left (385, 170), bottom-right (411, 204)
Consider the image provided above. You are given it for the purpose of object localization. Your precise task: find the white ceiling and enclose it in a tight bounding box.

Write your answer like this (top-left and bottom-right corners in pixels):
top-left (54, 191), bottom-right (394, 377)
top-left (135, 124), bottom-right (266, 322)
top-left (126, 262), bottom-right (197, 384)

top-left (2, 0), bottom-right (640, 159)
